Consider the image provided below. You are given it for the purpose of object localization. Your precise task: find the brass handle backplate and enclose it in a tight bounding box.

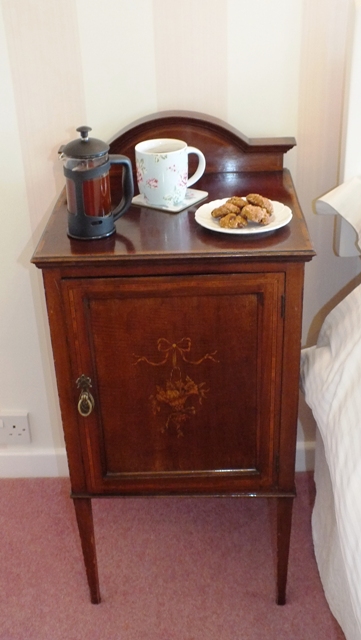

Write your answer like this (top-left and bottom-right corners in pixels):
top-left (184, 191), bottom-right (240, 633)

top-left (76, 375), bottom-right (95, 417)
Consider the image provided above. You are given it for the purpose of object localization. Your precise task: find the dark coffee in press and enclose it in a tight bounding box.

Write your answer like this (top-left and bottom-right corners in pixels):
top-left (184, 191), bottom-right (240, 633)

top-left (66, 174), bottom-right (112, 217)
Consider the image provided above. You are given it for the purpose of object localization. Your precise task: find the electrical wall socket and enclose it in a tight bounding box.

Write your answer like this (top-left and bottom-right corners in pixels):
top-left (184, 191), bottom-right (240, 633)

top-left (0, 412), bottom-right (31, 445)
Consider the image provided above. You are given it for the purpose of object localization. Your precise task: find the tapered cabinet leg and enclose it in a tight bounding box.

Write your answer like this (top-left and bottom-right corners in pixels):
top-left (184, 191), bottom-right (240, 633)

top-left (276, 496), bottom-right (294, 605)
top-left (73, 497), bottom-right (101, 604)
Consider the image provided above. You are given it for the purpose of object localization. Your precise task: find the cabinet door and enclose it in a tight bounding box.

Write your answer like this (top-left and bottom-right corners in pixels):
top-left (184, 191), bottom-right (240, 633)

top-left (62, 273), bottom-right (284, 495)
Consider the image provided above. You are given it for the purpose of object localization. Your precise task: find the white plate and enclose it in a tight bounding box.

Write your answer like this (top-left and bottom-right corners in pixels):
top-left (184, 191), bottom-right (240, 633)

top-left (195, 198), bottom-right (292, 234)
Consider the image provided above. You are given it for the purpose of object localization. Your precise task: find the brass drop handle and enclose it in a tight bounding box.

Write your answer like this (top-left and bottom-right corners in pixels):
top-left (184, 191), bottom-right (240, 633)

top-left (78, 390), bottom-right (95, 417)
top-left (76, 375), bottom-right (95, 417)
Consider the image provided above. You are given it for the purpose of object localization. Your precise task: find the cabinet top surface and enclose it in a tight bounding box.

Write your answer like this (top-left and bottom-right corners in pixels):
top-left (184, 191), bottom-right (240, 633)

top-left (32, 111), bottom-right (315, 269)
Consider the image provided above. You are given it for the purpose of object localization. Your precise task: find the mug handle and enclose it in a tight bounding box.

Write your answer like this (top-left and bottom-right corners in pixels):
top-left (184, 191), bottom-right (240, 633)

top-left (109, 155), bottom-right (134, 221)
top-left (186, 147), bottom-right (206, 187)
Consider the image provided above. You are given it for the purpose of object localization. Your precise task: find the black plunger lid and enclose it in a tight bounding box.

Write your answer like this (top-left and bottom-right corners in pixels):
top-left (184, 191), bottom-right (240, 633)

top-left (59, 126), bottom-right (109, 159)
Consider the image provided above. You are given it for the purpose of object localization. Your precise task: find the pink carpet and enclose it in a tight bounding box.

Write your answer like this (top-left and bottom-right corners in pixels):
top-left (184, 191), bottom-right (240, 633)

top-left (0, 472), bottom-right (344, 640)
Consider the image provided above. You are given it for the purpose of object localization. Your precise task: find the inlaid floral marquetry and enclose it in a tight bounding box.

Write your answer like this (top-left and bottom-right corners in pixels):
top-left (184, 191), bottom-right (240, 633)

top-left (133, 337), bottom-right (218, 436)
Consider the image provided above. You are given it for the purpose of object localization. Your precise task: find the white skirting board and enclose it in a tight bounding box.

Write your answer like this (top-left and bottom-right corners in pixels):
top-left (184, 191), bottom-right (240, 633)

top-left (0, 442), bottom-right (315, 478)
top-left (0, 448), bottom-right (69, 478)
top-left (295, 440), bottom-right (315, 474)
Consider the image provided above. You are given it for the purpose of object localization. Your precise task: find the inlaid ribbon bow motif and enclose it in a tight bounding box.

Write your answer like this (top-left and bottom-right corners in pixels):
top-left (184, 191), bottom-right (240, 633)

top-left (133, 338), bottom-right (218, 436)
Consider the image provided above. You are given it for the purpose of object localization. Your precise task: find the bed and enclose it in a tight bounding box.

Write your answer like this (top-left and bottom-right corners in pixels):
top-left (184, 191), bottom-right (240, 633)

top-left (300, 3), bottom-right (361, 635)
top-left (300, 282), bottom-right (361, 640)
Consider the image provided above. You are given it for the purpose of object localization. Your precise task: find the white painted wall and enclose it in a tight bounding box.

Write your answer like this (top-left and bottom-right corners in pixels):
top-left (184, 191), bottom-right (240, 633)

top-left (0, 0), bottom-right (359, 477)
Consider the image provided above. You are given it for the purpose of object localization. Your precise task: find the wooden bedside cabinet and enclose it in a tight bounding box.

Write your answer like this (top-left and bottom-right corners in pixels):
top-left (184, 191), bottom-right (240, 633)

top-left (32, 111), bottom-right (314, 604)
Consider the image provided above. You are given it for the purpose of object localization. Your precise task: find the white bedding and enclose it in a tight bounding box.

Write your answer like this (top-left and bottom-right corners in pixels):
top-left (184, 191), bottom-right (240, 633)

top-left (300, 283), bottom-right (361, 640)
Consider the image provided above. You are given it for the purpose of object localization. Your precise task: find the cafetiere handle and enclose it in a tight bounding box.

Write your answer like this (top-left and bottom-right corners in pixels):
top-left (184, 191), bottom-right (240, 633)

top-left (109, 155), bottom-right (134, 221)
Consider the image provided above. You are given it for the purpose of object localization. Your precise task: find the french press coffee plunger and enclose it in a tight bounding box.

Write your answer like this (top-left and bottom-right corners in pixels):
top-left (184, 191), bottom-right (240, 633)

top-left (59, 126), bottom-right (134, 239)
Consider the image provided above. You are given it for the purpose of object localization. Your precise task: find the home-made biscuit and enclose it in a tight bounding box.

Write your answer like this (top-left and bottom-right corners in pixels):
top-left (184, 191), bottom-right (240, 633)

top-left (219, 213), bottom-right (247, 229)
top-left (246, 194), bottom-right (273, 215)
top-left (211, 202), bottom-right (241, 218)
top-left (219, 213), bottom-right (238, 228)
top-left (226, 197), bottom-right (248, 209)
top-left (242, 204), bottom-right (270, 225)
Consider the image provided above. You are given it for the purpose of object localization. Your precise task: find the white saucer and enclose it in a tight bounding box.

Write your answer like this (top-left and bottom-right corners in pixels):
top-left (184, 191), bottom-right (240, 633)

top-left (132, 188), bottom-right (208, 213)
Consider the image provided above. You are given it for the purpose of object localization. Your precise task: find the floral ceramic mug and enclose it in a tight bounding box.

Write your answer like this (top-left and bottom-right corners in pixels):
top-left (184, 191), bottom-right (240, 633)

top-left (135, 138), bottom-right (206, 207)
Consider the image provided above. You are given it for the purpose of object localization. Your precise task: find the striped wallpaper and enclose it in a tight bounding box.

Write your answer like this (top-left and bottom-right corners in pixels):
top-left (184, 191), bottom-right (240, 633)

top-left (1, 0), bottom-right (360, 473)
